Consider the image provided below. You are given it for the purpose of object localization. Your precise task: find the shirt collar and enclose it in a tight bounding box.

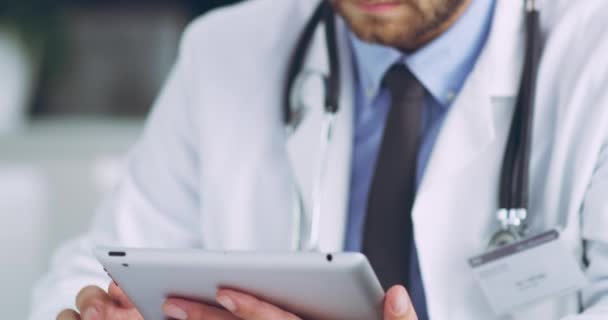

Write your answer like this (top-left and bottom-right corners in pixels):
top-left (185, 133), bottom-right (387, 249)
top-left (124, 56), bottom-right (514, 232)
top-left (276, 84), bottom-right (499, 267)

top-left (349, 0), bottom-right (496, 108)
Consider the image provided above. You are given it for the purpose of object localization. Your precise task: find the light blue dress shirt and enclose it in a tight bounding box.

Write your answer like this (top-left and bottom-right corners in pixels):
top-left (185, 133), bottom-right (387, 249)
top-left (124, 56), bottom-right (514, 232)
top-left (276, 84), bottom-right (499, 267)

top-left (344, 1), bottom-right (496, 318)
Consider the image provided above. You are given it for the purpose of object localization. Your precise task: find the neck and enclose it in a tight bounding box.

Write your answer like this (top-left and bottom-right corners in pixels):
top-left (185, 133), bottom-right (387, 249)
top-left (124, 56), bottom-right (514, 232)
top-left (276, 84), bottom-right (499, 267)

top-left (403, 0), bottom-right (472, 52)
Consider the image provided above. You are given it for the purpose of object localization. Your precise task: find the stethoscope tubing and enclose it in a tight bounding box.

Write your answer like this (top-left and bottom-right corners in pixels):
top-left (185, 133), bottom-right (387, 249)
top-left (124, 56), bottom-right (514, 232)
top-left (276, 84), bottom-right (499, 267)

top-left (498, 1), bottom-right (541, 230)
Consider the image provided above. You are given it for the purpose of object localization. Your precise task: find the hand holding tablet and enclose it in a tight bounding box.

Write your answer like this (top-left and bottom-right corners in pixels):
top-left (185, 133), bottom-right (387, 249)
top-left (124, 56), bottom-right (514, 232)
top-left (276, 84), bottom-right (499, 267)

top-left (61, 281), bottom-right (416, 320)
top-left (82, 247), bottom-right (419, 320)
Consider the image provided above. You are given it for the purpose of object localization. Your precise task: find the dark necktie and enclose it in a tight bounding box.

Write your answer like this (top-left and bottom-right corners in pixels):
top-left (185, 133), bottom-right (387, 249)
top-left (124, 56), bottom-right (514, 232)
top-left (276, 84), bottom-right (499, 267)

top-left (362, 64), bottom-right (425, 290)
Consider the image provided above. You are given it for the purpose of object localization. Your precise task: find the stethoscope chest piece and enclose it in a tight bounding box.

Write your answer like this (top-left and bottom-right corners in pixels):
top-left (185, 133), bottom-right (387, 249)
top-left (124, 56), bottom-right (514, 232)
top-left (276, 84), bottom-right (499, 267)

top-left (487, 223), bottom-right (529, 251)
top-left (488, 229), bottom-right (521, 250)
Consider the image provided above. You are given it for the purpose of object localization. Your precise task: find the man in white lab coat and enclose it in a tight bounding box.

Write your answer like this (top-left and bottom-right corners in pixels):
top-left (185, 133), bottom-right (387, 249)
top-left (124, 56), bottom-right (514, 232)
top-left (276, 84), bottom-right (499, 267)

top-left (30, 0), bottom-right (608, 319)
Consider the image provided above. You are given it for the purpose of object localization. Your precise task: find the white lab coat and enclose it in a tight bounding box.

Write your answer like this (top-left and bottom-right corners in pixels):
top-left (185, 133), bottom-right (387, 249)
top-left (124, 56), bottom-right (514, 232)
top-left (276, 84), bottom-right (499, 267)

top-left (29, 0), bottom-right (608, 319)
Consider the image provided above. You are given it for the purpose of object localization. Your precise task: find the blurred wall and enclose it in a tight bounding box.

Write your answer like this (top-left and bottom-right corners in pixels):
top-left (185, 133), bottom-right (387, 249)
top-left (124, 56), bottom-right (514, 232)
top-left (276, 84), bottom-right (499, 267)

top-left (38, 3), bottom-right (188, 116)
top-left (12, 0), bottom-right (244, 118)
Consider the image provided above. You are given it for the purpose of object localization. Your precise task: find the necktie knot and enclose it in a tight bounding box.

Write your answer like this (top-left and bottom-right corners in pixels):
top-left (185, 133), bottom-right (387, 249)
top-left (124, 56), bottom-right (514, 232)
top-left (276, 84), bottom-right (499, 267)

top-left (382, 64), bottom-right (425, 100)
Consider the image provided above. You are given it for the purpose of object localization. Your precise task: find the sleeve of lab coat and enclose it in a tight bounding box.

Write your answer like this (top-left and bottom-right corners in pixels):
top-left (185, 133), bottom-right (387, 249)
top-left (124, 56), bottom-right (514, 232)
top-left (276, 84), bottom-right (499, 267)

top-left (562, 98), bottom-right (608, 319)
top-left (28, 22), bottom-right (204, 319)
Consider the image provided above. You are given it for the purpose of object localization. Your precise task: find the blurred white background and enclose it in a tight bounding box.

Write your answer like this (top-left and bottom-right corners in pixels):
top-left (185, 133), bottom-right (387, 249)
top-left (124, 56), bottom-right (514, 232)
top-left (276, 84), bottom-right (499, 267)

top-left (0, 118), bottom-right (142, 318)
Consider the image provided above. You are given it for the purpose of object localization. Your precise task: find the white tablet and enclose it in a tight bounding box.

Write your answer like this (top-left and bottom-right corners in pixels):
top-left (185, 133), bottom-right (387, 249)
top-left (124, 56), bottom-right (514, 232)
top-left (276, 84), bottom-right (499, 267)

top-left (95, 247), bottom-right (384, 320)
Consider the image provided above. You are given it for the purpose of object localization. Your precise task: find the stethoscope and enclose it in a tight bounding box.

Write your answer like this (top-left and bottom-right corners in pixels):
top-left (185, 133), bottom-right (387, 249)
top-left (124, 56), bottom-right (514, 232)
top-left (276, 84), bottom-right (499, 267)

top-left (284, 0), bottom-right (542, 251)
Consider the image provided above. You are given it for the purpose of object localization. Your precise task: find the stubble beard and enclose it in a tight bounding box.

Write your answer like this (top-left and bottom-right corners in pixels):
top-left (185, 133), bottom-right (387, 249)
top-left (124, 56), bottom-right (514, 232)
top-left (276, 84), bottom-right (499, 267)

top-left (333, 0), bottom-right (467, 51)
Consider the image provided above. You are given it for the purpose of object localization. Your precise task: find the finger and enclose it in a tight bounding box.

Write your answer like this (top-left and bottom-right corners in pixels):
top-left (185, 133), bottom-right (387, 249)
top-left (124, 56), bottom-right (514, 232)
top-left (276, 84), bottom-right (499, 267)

top-left (383, 286), bottom-right (418, 320)
top-left (108, 282), bottom-right (135, 308)
top-left (75, 285), bottom-right (143, 320)
top-left (105, 305), bottom-right (144, 320)
top-left (105, 283), bottom-right (145, 320)
top-left (75, 285), bottom-right (114, 319)
top-left (163, 298), bottom-right (240, 320)
top-left (57, 309), bottom-right (80, 320)
top-left (216, 289), bottom-right (301, 320)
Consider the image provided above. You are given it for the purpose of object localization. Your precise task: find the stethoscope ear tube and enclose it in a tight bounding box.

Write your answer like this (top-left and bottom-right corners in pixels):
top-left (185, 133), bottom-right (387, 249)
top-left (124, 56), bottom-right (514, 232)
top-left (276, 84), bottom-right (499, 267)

top-left (284, 1), bottom-right (338, 128)
top-left (323, 1), bottom-right (340, 114)
top-left (284, 1), bottom-right (328, 126)
top-left (498, 5), bottom-right (541, 229)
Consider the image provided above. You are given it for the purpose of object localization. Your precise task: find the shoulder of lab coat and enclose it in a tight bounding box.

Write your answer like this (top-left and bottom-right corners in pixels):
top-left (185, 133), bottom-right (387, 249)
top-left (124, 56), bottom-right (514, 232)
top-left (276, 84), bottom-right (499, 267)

top-left (27, 1), bottom-right (308, 317)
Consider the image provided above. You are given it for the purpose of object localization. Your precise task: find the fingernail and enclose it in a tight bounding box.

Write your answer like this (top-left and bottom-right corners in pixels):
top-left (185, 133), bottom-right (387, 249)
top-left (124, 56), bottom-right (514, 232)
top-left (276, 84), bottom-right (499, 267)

top-left (217, 295), bottom-right (237, 313)
top-left (83, 307), bottom-right (100, 320)
top-left (391, 287), bottom-right (410, 316)
top-left (163, 304), bottom-right (188, 320)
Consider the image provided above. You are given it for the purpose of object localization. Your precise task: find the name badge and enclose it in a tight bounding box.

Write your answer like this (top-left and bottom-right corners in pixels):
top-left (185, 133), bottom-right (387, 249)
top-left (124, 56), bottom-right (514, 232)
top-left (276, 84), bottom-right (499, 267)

top-left (468, 229), bottom-right (587, 315)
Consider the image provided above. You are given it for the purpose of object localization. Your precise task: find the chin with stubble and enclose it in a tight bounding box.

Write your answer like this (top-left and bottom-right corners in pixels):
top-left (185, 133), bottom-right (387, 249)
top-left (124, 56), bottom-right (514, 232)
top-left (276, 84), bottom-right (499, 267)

top-left (331, 0), bottom-right (470, 52)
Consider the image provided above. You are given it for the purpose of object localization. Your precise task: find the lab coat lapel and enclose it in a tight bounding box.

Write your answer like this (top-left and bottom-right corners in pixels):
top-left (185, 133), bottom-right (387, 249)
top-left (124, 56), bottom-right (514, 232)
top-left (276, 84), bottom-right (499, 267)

top-left (414, 0), bottom-right (525, 238)
top-left (412, 0), bottom-right (526, 318)
top-left (285, 16), bottom-right (354, 252)
top-left (416, 0), bottom-right (524, 195)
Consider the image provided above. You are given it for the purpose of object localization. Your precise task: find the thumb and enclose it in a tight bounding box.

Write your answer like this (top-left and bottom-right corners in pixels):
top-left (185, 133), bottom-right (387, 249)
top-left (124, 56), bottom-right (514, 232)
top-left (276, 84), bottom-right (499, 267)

top-left (384, 286), bottom-right (418, 320)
